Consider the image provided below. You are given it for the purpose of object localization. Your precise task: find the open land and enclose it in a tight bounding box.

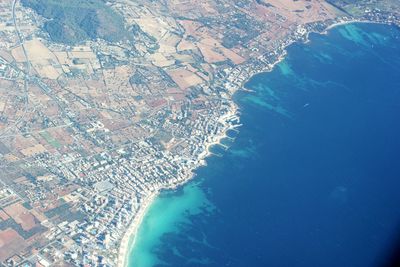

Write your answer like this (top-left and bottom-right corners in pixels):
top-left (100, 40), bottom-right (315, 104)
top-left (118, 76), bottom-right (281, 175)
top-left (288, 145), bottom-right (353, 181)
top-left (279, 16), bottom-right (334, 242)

top-left (0, 0), bottom-right (398, 266)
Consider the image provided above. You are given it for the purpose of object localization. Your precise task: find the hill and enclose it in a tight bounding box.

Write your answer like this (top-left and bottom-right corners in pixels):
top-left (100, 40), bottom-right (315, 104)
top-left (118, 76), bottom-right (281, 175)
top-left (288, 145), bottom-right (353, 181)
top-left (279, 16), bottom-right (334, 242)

top-left (21, 0), bottom-right (127, 44)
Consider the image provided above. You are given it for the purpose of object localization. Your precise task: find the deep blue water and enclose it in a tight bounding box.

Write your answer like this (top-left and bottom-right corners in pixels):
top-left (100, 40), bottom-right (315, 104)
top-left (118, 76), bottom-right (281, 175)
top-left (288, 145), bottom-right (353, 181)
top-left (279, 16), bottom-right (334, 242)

top-left (128, 23), bottom-right (400, 267)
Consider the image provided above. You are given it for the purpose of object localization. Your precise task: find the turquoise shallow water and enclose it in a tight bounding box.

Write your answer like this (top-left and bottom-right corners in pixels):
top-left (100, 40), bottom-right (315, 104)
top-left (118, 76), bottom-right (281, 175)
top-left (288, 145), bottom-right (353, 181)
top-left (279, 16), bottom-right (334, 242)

top-left (127, 182), bottom-right (215, 267)
top-left (128, 23), bottom-right (400, 267)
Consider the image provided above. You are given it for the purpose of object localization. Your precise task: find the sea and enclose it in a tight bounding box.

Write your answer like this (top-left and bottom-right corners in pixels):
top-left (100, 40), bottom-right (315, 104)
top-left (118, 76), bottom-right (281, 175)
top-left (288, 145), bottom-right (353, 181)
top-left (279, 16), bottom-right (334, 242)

top-left (127, 23), bottom-right (400, 267)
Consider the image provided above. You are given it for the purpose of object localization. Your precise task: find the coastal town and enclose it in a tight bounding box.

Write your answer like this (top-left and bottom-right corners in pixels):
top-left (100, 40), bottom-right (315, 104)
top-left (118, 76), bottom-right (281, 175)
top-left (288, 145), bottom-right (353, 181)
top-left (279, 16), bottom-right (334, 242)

top-left (0, 0), bottom-right (399, 266)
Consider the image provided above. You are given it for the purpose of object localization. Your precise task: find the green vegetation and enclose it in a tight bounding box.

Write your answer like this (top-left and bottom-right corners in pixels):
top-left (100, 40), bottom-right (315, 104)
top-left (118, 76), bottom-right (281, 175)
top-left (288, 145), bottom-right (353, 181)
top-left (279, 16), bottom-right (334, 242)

top-left (21, 0), bottom-right (127, 44)
top-left (40, 131), bottom-right (62, 148)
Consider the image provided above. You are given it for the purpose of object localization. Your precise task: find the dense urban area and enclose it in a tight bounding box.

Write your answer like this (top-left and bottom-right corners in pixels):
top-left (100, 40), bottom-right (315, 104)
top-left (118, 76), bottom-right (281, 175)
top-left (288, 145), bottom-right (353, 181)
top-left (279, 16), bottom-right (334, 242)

top-left (0, 0), bottom-right (399, 266)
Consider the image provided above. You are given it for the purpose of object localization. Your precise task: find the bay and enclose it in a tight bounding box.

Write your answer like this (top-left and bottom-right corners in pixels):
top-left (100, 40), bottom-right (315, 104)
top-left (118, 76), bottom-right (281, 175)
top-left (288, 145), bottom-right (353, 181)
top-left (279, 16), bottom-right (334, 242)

top-left (127, 23), bottom-right (400, 267)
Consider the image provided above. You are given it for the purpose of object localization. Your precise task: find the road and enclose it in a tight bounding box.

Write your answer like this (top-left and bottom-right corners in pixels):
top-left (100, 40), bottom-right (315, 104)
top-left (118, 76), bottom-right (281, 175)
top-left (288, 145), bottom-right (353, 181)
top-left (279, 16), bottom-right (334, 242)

top-left (0, 0), bottom-right (32, 138)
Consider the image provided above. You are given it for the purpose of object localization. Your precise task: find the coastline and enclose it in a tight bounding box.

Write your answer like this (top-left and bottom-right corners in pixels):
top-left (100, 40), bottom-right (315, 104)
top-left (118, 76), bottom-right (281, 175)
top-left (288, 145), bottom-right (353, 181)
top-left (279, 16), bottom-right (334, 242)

top-left (117, 18), bottom-right (395, 267)
top-left (117, 104), bottom-right (240, 267)
top-left (324, 19), bottom-right (396, 31)
top-left (240, 18), bottom-right (387, 92)
top-left (240, 18), bottom-right (364, 91)
top-left (118, 23), bottom-right (400, 267)
top-left (117, 192), bottom-right (158, 267)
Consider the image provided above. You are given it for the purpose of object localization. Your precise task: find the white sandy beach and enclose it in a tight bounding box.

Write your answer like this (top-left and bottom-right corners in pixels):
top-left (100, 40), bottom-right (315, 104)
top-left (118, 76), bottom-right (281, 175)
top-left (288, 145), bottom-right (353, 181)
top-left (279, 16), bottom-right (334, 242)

top-left (117, 193), bottom-right (158, 267)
